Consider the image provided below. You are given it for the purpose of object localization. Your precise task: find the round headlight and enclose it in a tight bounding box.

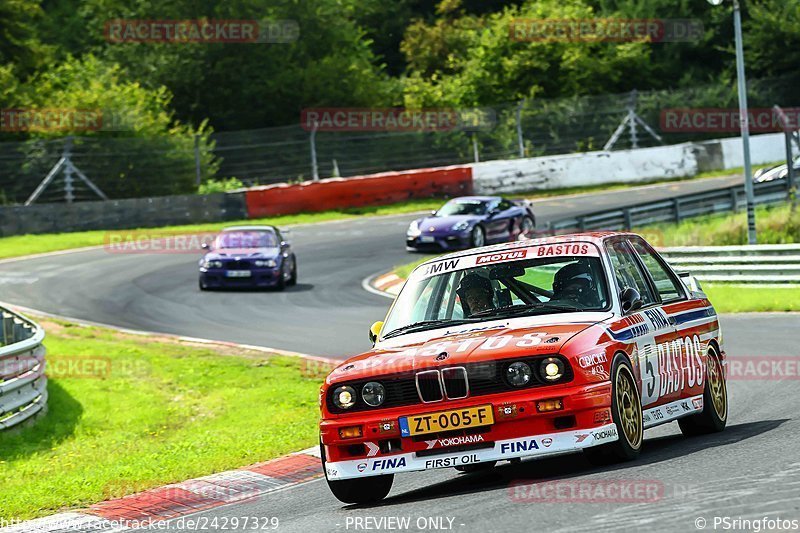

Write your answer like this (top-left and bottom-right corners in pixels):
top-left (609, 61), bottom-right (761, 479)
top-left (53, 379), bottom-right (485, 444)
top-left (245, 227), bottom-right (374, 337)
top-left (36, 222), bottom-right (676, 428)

top-left (333, 385), bottom-right (356, 409)
top-left (254, 259), bottom-right (277, 268)
top-left (361, 382), bottom-right (386, 407)
top-left (407, 220), bottom-right (421, 237)
top-left (540, 357), bottom-right (565, 382)
top-left (204, 260), bottom-right (223, 268)
top-left (506, 361), bottom-right (532, 387)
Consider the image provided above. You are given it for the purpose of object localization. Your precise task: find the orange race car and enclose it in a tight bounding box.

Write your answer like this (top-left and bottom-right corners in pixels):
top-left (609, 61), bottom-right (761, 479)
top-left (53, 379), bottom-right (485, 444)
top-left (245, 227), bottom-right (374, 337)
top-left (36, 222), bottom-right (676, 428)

top-left (319, 232), bottom-right (728, 504)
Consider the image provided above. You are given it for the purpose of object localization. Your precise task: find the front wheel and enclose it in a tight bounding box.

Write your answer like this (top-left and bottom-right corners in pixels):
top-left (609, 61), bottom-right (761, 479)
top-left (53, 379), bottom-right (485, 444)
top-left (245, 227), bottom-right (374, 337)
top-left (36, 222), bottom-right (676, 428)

top-left (470, 225), bottom-right (486, 248)
top-left (584, 354), bottom-right (643, 465)
top-left (518, 216), bottom-right (535, 239)
top-left (678, 345), bottom-right (727, 436)
top-left (287, 257), bottom-right (297, 286)
top-left (321, 442), bottom-right (393, 504)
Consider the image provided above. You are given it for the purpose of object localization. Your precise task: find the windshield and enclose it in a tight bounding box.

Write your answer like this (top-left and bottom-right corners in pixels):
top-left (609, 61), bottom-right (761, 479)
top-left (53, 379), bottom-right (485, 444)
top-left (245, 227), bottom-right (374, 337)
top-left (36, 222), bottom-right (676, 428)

top-left (436, 199), bottom-right (490, 217)
top-left (381, 252), bottom-right (610, 339)
top-left (215, 231), bottom-right (278, 249)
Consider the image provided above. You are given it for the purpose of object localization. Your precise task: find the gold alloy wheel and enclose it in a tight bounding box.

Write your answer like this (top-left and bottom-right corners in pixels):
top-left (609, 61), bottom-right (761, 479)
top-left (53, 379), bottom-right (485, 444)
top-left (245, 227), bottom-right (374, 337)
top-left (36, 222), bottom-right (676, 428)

top-left (707, 349), bottom-right (728, 421)
top-left (616, 366), bottom-right (643, 449)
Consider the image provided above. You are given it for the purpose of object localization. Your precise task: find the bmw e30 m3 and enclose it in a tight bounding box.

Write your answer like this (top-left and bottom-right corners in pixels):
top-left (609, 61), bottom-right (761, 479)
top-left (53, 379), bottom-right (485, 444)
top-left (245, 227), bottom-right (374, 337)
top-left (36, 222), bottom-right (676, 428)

top-left (319, 232), bottom-right (728, 504)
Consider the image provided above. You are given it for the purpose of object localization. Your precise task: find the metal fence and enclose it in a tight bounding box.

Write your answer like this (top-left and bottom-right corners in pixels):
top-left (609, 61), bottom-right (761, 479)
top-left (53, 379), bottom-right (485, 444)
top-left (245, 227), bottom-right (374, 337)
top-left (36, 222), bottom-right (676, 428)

top-left (546, 179), bottom-right (791, 233)
top-left (661, 244), bottom-right (800, 284)
top-left (1, 76), bottom-right (797, 204)
top-left (0, 306), bottom-right (47, 431)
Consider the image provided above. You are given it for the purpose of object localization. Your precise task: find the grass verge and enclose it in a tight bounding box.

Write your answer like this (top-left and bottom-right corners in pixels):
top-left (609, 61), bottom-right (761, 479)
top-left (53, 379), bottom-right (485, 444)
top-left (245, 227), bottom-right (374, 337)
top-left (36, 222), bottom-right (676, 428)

top-left (0, 318), bottom-right (323, 521)
top-left (702, 284), bottom-right (800, 313)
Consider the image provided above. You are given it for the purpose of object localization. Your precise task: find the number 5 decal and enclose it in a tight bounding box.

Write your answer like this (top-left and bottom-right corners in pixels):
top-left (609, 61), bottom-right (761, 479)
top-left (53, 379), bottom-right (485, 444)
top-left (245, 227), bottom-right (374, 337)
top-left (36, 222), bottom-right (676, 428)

top-left (639, 343), bottom-right (661, 406)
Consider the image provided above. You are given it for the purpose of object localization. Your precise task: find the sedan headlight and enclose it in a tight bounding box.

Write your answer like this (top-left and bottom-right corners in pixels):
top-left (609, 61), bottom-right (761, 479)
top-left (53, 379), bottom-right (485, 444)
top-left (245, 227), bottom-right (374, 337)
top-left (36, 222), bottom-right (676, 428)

top-left (407, 220), bottom-right (421, 237)
top-left (332, 385), bottom-right (356, 409)
top-left (452, 220), bottom-right (471, 231)
top-left (539, 357), bottom-right (565, 382)
top-left (361, 382), bottom-right (386, 407)
top-left (203, 260), bottom-right (223, 268)
top-left (506, 361), bottom-right (533, 387)
top-left (254, 259), bottom-right (277, 268)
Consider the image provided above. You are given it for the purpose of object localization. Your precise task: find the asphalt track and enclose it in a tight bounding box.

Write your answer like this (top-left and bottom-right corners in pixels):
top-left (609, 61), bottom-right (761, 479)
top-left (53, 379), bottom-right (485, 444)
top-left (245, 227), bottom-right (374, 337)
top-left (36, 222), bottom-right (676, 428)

top-left (4, 173), bottom-right (800, 532)
top-left (0, 174), bottom-right (743, 358)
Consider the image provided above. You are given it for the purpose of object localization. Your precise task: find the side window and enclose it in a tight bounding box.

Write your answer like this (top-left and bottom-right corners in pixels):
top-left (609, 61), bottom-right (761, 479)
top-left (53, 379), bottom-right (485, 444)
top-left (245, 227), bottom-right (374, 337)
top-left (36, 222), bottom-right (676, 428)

top-left (629, 239), bottom-right (684, 302)
top-left (605, 241), bottom-right (656, 306)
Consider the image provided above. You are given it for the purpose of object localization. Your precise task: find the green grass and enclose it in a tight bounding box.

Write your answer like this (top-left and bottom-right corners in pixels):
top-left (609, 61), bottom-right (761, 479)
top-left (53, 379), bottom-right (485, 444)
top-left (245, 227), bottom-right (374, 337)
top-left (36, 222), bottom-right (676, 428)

top-left (703, 284), bottom-right (800, 313)
top-left (0, 319), bottom-right (325, 521)
top-left (639, 203), bottom-right (800, 247)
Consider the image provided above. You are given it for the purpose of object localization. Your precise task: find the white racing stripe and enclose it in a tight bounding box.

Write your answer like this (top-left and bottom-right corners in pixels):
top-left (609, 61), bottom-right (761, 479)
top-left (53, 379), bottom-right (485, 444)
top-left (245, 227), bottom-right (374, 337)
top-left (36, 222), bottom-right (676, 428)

top-left (324, 423), bottom-right (619, 480)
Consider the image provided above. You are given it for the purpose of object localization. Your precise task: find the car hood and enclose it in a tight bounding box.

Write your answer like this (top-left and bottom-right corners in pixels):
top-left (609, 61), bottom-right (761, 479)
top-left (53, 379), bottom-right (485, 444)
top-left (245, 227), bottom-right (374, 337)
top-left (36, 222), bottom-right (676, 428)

top-left (203, 247), bottom-right (280, 259)
top-left (415, 215), bottom-right (481, 231)
top-left (326, 313), bottom-right (613, 384)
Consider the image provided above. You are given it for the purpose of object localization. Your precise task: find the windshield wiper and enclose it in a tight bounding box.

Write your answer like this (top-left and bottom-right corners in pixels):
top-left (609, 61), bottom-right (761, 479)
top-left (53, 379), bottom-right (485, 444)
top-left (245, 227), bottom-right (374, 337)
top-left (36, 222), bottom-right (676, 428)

top-left (470, 302), bottom-right (582, 319)
top-left (383, 319), bottom-right (475, 339)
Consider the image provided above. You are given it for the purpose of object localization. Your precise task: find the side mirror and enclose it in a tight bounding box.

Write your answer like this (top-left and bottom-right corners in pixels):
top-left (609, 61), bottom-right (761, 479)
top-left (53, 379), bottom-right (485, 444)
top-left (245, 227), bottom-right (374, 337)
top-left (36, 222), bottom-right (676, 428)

top-left (280, 241), bottom-right (289, 248)
top-left (369, 321), bottom-right (384, 345)
top-left (201, 243), bottom-right (210, 250)
top-left (620, 287), bottom-right (643, 314)
top-left (430, 210), bottom-right (437, 216)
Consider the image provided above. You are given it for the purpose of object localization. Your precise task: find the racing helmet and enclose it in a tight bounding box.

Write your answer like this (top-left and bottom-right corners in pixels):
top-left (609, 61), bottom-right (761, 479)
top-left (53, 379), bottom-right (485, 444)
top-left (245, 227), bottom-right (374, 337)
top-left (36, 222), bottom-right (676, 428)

top-left (552, 262), bottom-right (598, 306)
top-left (456, 272), bottom-right (494, 314)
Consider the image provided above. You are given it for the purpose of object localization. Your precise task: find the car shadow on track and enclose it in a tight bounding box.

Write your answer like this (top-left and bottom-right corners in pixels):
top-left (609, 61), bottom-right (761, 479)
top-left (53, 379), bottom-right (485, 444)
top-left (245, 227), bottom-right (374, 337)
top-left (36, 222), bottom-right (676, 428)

top-left (345, 419), bottom-right (788, 510)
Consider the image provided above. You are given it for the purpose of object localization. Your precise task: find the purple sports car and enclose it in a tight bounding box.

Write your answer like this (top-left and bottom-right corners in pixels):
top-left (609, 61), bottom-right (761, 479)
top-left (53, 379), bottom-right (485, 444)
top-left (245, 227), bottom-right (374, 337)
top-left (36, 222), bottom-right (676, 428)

top-left (406, 196), bottom-right (536, 252)
top-left (198, 225), bottom-right (297, 291)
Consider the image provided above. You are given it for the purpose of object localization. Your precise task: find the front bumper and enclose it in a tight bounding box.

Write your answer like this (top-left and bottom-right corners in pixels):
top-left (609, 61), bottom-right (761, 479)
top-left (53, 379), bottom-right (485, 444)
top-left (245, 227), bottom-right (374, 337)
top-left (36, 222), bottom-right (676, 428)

top-left (406, 232), bottom-right (471, 251)
top-left (321, 381), bottom-right (614, 480)
top-left (199, 268), bottom-right (281, 288)
top-left (324, 423), bottom-right (618, 480)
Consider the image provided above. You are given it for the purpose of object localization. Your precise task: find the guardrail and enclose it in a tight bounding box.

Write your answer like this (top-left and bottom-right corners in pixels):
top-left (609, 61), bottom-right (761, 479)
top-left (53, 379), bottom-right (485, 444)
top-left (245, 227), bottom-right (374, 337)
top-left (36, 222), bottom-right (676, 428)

top-left (547, 179), bottom-right (790, 232)
top-left (660, 244), bottom-right (800, 284)
top-left (0, 306), bottom-right (47, 430)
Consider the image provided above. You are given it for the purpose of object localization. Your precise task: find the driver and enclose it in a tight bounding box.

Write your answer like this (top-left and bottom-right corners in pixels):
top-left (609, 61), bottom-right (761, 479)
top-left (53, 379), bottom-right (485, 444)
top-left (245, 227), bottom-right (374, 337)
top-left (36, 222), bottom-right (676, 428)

top-left (456, 273), bottom-right (495, 315)
top-left (552, 263), bottom-right (597, 307)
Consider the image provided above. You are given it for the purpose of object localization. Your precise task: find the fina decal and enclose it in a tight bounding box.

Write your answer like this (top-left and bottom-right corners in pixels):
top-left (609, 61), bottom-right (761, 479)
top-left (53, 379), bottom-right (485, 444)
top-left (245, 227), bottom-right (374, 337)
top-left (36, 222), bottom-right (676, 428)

top-left (356, 463), bottom-right (367, 473)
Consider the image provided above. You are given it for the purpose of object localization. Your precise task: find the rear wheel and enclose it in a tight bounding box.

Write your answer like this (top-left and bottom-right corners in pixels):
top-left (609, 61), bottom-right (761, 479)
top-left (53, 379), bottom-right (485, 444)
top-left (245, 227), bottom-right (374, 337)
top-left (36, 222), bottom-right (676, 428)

top-left (678, 345), bottom-right (727, 436)
top-left (584, 355), bottom-right (643, 465)
top-left (321, 442), bottom-right (393, 504)
top-left (470, 225), bottom-right (485, 248)
top-left (519, 216), bottom-right (535, 239)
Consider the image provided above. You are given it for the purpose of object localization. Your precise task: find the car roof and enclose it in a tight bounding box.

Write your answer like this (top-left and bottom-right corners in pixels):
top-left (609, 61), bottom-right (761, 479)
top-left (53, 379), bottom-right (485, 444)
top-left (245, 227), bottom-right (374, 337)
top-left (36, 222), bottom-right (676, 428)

top-left (415, 231), bottom-right (636, 268)
top-left (221, 225), bottom-right (278, 232)
top-left (446, 196), bottom-right (501, 203)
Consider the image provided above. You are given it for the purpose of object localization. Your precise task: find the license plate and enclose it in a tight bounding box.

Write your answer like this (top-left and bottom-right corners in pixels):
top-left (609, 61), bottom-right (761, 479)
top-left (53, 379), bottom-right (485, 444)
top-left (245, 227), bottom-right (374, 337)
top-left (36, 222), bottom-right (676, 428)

top-left (399, 405), bottom-right (494, 437)
top-left (225, 270), bottom-right (251, 278)
top-left (419, 236), bottom-right (436, 243)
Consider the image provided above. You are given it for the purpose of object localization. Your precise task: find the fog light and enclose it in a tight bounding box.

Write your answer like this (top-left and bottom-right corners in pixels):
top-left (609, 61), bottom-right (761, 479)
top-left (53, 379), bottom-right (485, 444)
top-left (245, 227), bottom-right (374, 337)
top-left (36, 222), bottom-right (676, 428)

top-left (339, 426), bottom-right (363, 439)
top-left (536, 399), bottom-right (563, 412)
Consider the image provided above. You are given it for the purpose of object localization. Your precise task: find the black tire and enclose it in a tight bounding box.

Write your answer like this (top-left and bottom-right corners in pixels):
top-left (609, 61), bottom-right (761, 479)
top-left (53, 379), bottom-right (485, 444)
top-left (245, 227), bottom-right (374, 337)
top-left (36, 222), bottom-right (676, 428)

top-left (678, 345), bottom-right (727, 436)
top-left (198, 279), bottom-right (208, 291)
top-left (470, 225), bottom-right (486, 248)
top-left (321, 441), bottom-right (393, 504)
top-left (584, 354), bottom-right (643, 466)
top-left (519, 215), bottom-right (535, 239)
top-left (287, 257), bottom-right (298, 286)
top-left (275, 265), bottom-right (286, 291)
top-left (455, 461), bottom-right (497, 473)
